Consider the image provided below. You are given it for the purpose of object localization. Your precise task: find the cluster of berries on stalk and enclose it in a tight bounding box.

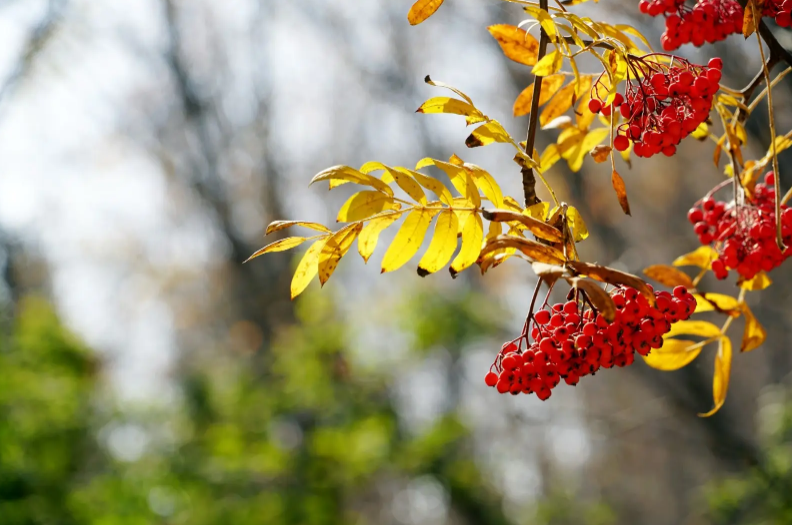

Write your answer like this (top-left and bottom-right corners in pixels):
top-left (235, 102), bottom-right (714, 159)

top-left (588, 56), bottom-right (721, 159)
top-left (484, 285), bottom-right (697, 399)
top-left (688, 172), bottom-right (792, 280)
top-left (763, 0), bottom-right (792, 27)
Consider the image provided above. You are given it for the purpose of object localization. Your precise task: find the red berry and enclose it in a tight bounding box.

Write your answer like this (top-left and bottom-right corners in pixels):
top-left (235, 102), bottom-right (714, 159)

top-left (485, 372), bottom-right (498, 387)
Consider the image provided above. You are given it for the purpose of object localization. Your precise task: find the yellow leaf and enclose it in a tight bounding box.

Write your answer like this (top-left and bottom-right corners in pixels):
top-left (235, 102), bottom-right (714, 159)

top-left (666, 320), bottom-right (722, 339)
top-left (423, 76), bottom-right (475, 106)
top-left (481, 235), bottom-right (566, 265)
top-left (318, 223), bottom-right (363, 285)
top-left (673, 246), bottom-right (717, 269)
top-left (567, 206), bottom-right (588, 241)
top-left (694, 293), bottom-right (741, 315)
top-left (487, 24), bottom-right (540, 66)
top-left (540, 143), bottom-right (561, 170)
top-left (460, 163), bottom-right (504, 208)
top-left (450, 212), bottom-right (484, 277)
top-left (465, 120), bottom-right (513, 148)
top-left (416, 158), bottom-right (481, 208)
top-left (525, 202), bottom-right (550, 221)
top-left (643, 265), bottom-right (693, 289)
top-left (614, 24), bottom-right (653, 50)
top-left (522, 6), bottom-right (559, 41)
top-left (540, 75), bottom-right (592, 128)
top-left (381, 209), bottom-right (435, 273)
top-left (644, 339), bottom-right (704, 371)
top-left (565, 128), bottom-right (610, 172)
top-left (416, 97), bottom-right (486, 124)
top-left (265, 220), bottom-right (331, 236)
top-left (417, 209), bottom-right (460, 276)
top-left (394, 167), bottom-right (454, 206)
top-left (738, 271), bottom-right (772, 290)
top-left (290, 238), bottom-right (329, 299)
top-left (246, 236), bottom-right (311, 262)
top-left (699, 337), bottom-right (732, 417)
top-left (310, 165), bottom-right (393, 196)
top-left (407, 0), bottom-right (444, 25)
top-left (691, 122), bottom-right (709, 140)
top-left (481, 209), bottom-right (563, 242)
top-left (531, 49), bottom-right (563, 76)
top-left (337, 191), bottom-right (397, 222)
top-left (610, 169), bottom-right (631, 215)
top-left (739, 303), bottom-right (766, 352)
top-left (513, 75), bottom-right (566, 117)
top-left (358, 211), bottom-right (403, 263)
top-left (380, 166), bottom-right (427, 204)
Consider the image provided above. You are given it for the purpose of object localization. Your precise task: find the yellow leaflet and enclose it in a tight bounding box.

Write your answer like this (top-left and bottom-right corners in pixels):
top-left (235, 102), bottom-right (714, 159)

top-left (531, 49), bottom-right (563, 76)
top-left (691, 122), bottom-right (709, 140)
top-left (525, 202), bottom-right (550, 221)
top-left (740, 303), bottom-right (766, 352)
top-left (522, 6), bottom-right (558, 41)
top-left (644, 338), bottom-right (704, 371)
top-left (739, 271), bottom-right (772, 290)
top-left (310, 165), bottom-right (393, 196)
top-left (673, 245), bottom-right (717, 269)
top-left (666, 320), bottom-right (722, 339)
top-left (502, 195), bottom-right (523, 211)
top-left (265, 220), bottom-right (331, 236)
top-left (337, 191), bottom-right (397, 222)
top-left (694, 293), bottom-right (740, 314)
top-left (394, 167), bottom-right (454, 206)
top-left (358, 212), bottom-right (403, 263)
top-left (417, 209), bottom-right (460, 275)
top-left (566, 206), bottom-right (589, 241)
top-left (318, 224), bottom-right (362, 285)
top-left (379, 166), bottom-right (426, 204)
top-left (540, 143), bottom-right (561, 170)
top-left (463, 163), bottom-right (504, 208)
top-left (416, 158), bottom-right (480, 208)
top-left (699, 337), bottom-right (732, 417)
top-left (598, 24), bottom-right (640, 53)
top-left (615, 24), bottom-right (653, 51)
top-left (540, 75), bottom-right (592, 128)
top-left (643, 264), bottom-right (694, 289)
top-left (407, 0), bottom-right (444, 25)
top-left (359, 161), bottom-right (387, 174)
top-left (290, 238), bottom-right (329, 299)
top-left (424, 76), bottom-right (475, 105)
top-left (576, 90), bottom-right (596, 130)
top-left (486, 220), bottom-right (502, 241)
top-left (555, 22), bottom-right (585, 49)
top-left (465, 120), bottom-right (513, 149)
top-left (381, 209), bottom-right (435, 273)
top-left (416, 97), bottom-right (486, 125)
top-left (450, 212), bottom-right (484, 277)
top-left (603, 50), bottom-right (628, 103)
top-left (487, 24), bottom-right (540, 66)
top-left (565, 127), bottom-right (610, 172)
top-left (246, 236), bottom-right (310, 262)
top-left (513, 75), bottom-right (566, 117)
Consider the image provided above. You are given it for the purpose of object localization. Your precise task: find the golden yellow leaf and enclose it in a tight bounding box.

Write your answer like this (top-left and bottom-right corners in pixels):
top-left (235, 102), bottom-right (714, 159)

top-left (699, 337), bottom-right (732, 417)
top-left (481, 208), bottom-right (563, 242)
top-left (290, 238), bottom-right (329, 299)
top-left (590, 145), bottom-right (611, 163)
top-left (673, 246), bottom-right (717, 269)
top-left (513, 75), bottom-right (566, 117)
top-left (691, 122), bottom-right (709, 140)
top-left (358, 211), bottom-right (403, 263)
top-left (575, 89), bottom-right (597, 131)
top-left (450, 212), bottom-right (484, 277)
top-left (380, 166), bottom-right (427, 204)
top-left (567, 206), bottom-right (589, 241)
top-left (694, 293), bottom-right (741, 315)
top-left (318, 223), bottom-right (363, 285)
top-left (246, 236), bottom-right (311, 262)
top-left (540, 143), bottom-right (561, 170)
top-left (310, 165), bottom-right (393, 196)
top-left (738, 271), bottom-right (772, 290)
top-left (644, 338), bottom-right (704, 371)
top-left (394, 167), bottom-right (454, 206)
top-left (614, 24), bottom-right (653, 50)
top-left (666, 320), bottom-right (722, 339)
top-left (565, 128), bottom-right (610, 172)
top-left (337, 191), bottom-right (397, 222)
top-left (643, 265), bottom-right (694, 289)
top-left (571, 277), bottom-right (616, 322)
top-left (542, 116), bottom-right (573, 130)
top-left (522, 6), bottom-right (559, 40)
top-left (541, 75), bottom-right (592, 128)
top-left (416, 97), bottom-right (486, 125)
top-left (461, 162), bottom-right (504, 208)
top-left (381, 209), bottom-right (435, 273)
top-left (739, 303), bottom-right (766, 352)
top-left (610, 169), bottom-right (631, 215)
top-left (407, 0), bottom-right (444, 25)
top-left (265, 220), bottom-right (331, 236)
top-left (481, 235), bottom-right (566, 265)
top-left (416, 158), bottom-right (481, 208)
top-left (531, 49), bottom-right (563, 76)
top-left (417, 209), bottom-right (459, 276)
top-left (487, 24), bottom-right (540, 66)
top-left (525, 202), bottom-right (550, 220)
top-left (465, 120), bottom-right (512, 148)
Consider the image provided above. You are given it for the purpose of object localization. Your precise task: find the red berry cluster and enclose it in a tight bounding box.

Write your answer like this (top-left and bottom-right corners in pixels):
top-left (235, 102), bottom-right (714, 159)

top-left (484, 286), bottom-right (697, 399)
top-left (687, 172), bottom-right (792, 280)
top-left (588, 56), bottom-right (721, 159)
top-left (660, 0), bottom-right (743, 51)
top-left (762, 0), bottom-right (792, 27)
top-left (639, 0), bottom-right (685, 16)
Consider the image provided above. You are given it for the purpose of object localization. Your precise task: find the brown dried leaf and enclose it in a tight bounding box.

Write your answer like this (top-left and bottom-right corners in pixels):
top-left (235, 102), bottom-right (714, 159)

top-left (590, 145), bottom-right (611, 163)
top-left (568, 260), bottom-right (655, 306)
top-left (570, 277), bottom-right (617, 323)
top-left (481, 208), bottom-right (563, 242)
top-left (481, 235), bottom-right (566, 265)
top-left (643, 264), bottom-right (694, 289)
top-left (611, 169), bottom-right (631, 215)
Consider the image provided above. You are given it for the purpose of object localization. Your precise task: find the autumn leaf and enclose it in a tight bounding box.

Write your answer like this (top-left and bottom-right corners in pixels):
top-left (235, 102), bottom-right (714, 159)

top-left (590, 145), bottom-right (611, 163)
top-left (481, 208), bottom-right (563, 242)
top-left (743, 0), bottom-right (762, 37)
top-left (693, 293), bottom-right (741, 315)
top-left (481, 235), bottom-right (566, 265)
top-left (739, 303), bottom-right (766, 352)
top-left (291, 238), bottom-right (329, 299)
top-left (644, 338), bottom-right (705, 371)
top-left (666, 320), bottom-right (722, 339)
top-left (265, 220), bottom-right (331, 236)
top-left (540, 76), bottom-right (592, 127)
top-left (417, 209), bottom-right (460, 276)
top-left (673, 246), bottom-right (717, 269)
top-left (450, 212), bottom-right (484, 277)
top-left (318, 223), bottom-right (363, 285)
top-left (571, 277), bottom-right (617, 322)
top-left (416, 97), bottom-right (487, 125)
top-left (738, 271), bottom-right (772, 290)
top-left (513, 75), bottom-right (565, 117)
top-left (566, 206), bottom-right (589, 242)
top-left (416, 158), bottom-right (481, 208)
top-left (611, 169), bottom-right (631, 215)
top-left (407, 0), bottom-right (444, 25)
top-left (567, 260), bottom-right (654, 305)
top-left (531, 49), bottom-right (563, 76)
top-left (465, 120), bottom-right (512, 148)
top-left (380, 167), bottom-right (427, 204)
top-left (394, 166), bottom-right (454, 206)
top-left (487, 24), bottom-right (540, 66)
top-left (699, 337), bottom-right (732, 417)
top-left (381, 209), bottom-right (435, 273)
top-left (337, 191), bottom-right (397, 222)
top-left (643, 265), bottom-right (694, 289)
top-left (310, 165), bottom-right (393, 196)
top-left (358, 212), bottom-right (403, 263)
top-left (246, 236), bottom-right (312, 262)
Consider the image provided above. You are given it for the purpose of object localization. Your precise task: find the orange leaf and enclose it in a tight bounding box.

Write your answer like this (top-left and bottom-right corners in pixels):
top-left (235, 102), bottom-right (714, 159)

top-left (643, 265), bottom-right (693, 289)
top-left (407, 0), bottom-right (444, 25)
top-left (487, 25), bottom-right (540, 66)
top-left (513, 75), bottom-right (566, 117)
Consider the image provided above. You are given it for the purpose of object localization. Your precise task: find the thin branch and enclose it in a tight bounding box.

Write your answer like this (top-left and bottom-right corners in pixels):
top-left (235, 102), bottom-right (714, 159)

top-left (521, 0), bottom-right (550, 208)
